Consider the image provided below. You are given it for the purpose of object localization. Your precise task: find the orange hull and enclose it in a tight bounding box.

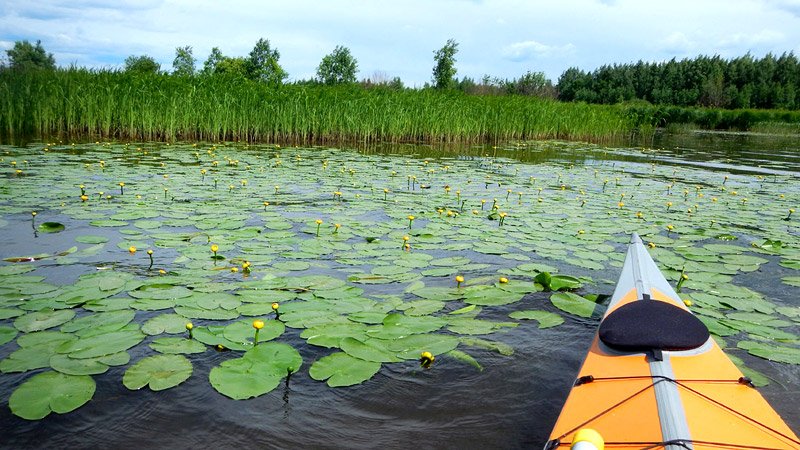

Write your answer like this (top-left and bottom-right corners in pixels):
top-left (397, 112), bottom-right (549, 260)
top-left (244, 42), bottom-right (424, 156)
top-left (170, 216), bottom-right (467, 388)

top-left (545, 234), bottom-right (800, 450)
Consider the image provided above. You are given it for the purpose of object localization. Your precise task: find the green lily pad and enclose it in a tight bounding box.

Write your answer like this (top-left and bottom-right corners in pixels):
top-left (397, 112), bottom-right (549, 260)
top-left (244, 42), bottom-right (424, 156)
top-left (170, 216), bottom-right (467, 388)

top-left (142, 313), bottom-right (192, 335)
top-left (737, 341), bottom-right (800, 364)
top-left (508, 310), bottom-right (564, 328)
top-left (386, 333), bottom-right (460, 359)
top-left (48, 353), bottom-right (111, 376)
top-left (301, 322), bottom-right (368, 348)
top-left (56, 329), bottom-right (146, 359)
top-left (223, 318), bottom-right (284, 346)
top-left (75, 235), bottom-right (109, 244)
top-left (209, 343), bottom-right (300, 399)
top-left (0, 325), bottom-right (18, 345)
top-left (550, 292), bottom-right (598, 318)
top-left (61, 310), bottom-right (135, 333)
top-left (123, 354), bottom-right (193, 391)
top-left (447, 318), bottom-right (517, 335)
top-left (150, 337), bottom-right (207, 354)
top-left (14, 309), bottom-right (76, 333)
top-left (38, 222), bottom-right (65, 233)
top-left (9, 371), bottom-right (96, 420)
top-left (339, 337), bottom-right (404, 362)
top-left (396, 299), bottom-right (445, 316)
top-left (309, 352), bottom-right (382, 387)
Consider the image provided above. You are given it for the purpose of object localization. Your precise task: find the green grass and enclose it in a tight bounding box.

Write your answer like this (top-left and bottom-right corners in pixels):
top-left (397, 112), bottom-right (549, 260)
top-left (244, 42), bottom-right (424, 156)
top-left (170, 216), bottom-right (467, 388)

top-left (0, 68), bottom-right (647, 144)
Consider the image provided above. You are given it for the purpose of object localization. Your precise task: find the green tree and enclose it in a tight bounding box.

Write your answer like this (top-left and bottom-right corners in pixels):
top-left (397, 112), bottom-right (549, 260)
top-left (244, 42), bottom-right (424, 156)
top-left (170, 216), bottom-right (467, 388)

top-left (432, 39), bottom-right (459, 89)
top-left (316, 45), bottom-right (358, 85)
top-left (124, 55), bottom-right (160, 74)
top-left (215, 57), bottom-right (249, 78)
top-left (5, 40), bottom-right (55, 70)
top-left (246, 38), bottom-right (287, 85)
top-left (515, 71), bottom-right (548, 96)
top-left (201, 47), bottom-right (224, 76)
top-left (172, 46), bottom-right (195, 77)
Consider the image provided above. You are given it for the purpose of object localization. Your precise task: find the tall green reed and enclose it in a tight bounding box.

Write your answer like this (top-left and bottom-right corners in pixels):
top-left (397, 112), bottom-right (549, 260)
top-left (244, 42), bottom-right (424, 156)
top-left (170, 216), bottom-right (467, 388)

top-left (0, 68), bottom-right (645, 144)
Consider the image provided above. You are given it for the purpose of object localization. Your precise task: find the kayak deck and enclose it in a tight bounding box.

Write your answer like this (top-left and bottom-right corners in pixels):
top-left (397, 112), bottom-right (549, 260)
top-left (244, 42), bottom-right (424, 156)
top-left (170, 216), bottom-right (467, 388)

top-left (545, 233), bottom-right (800, 450)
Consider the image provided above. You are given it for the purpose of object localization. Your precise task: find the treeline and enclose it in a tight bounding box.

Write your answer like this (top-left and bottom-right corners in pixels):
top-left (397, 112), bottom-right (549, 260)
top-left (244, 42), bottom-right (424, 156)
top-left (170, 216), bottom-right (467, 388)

top-left (557, 53), bottom-right (800, 110)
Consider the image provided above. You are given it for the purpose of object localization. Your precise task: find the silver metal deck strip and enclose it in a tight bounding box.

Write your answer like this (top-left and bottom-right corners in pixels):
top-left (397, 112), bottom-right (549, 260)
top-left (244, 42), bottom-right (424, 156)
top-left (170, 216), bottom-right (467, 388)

top-left (630, 233), bottom-right (693, 450)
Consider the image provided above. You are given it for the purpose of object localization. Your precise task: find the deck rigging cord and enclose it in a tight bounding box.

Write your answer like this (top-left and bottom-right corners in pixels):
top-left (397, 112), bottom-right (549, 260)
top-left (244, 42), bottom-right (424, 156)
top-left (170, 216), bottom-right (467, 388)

top-left (545, 374), bottom-right (800, 449)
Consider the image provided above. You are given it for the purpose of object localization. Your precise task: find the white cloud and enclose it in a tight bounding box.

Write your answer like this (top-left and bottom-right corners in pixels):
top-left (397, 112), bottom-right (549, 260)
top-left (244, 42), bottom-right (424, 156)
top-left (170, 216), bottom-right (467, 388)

top-left (718, 29), bottom-right (785, 47)
top-left (658, 32), bottom-right (696, 53)
top-left (501, 40), bottom-right (576, 61)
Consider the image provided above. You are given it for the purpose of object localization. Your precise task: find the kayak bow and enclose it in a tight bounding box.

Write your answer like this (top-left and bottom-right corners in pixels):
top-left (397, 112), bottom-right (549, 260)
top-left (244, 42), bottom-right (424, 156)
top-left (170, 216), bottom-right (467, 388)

top-left (545, 233), bottom-right (800, 450)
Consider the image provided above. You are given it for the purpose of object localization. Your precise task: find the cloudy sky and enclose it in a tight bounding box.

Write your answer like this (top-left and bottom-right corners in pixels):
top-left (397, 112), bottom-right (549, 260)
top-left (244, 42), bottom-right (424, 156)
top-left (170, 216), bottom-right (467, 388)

top-left (1, 0), bottom-right (799, 87)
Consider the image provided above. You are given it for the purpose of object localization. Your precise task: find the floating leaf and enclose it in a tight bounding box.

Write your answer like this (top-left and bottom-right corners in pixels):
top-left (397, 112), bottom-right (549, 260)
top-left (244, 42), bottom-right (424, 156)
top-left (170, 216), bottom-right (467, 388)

top-left (509, 310), bottom-right (564, 328)
top-left (224, 319), bottom-right (284, 346)
top-left (201, 340), bottom-right (299, 397)
top-left (309, 352), bottom-right (382, 387)
top-left (459, 337), bottom-right (514, 355)
top-left (0, 325), bottom-right (18, 345)
top-left (48, 354), bottom-right (110, 376)
top-left (737, 341), bottom-right (800, 364)
top-left (56, 329), bottom-right (145, 359)
top-left (301, 322), bottom-right (367, 348)
top-left (37, 222), bottom-right (65, 233)
top-left (60, 310), bottom-right (135, 333)
top-left (123, 354), bottom-right (193, 391)
top-left (445, 349), bottom-right (483, 371)
top-left (550, 292), bottom-right (597, 318)
top-left (386, 333), bottom-right (460, 360)
top-left (142, 313), bottom-right (192, 335)
top-left (14, 309), bottom-right (76, 333)
top-left (339, 337), bottom-right (403, 362)
top-left (150, 337), bottom-right (207, 354)
top-left (9, 372), bottom-right (95, 420)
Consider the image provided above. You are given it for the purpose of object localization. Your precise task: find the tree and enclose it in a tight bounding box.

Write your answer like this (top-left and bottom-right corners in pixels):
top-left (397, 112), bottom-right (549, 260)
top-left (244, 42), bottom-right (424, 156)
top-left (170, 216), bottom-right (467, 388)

top-left (172, 46), bottom-right (195, 77)
top-left (515, 71), bottom-right (548, 96)
top-left (215, 57), bottom-right (249, 78)
top-left (124, 55), bottom-right (160, 74)
top-left (432, 39), bottom-right (458, 89)
top-left (246, 38), bottom-right (287, 85)
top-left (5, 40), bottom-right (55, 70)
top-left (201, 47), bottom-right (224, 76)
top-left (316, 45), bottom-right (358, 85)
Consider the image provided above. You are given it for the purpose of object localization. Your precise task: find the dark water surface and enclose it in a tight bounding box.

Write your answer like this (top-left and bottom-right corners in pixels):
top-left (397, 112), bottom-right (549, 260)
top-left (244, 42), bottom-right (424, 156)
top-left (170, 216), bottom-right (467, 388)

top-left (1, 132), bottom-right (799, 449)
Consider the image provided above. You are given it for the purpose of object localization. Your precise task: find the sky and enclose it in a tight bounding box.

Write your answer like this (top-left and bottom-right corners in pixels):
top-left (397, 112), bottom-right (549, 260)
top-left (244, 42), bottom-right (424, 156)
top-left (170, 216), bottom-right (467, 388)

top-left (1, 0), bottom-right (799, 87)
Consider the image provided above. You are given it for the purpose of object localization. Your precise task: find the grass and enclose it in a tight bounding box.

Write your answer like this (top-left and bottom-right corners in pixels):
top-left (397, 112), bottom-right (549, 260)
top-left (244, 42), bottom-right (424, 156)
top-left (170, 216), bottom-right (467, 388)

top-left (0, 68), bottom-right (648, 144)
top-left (625, 104), bottom-right (800, 133)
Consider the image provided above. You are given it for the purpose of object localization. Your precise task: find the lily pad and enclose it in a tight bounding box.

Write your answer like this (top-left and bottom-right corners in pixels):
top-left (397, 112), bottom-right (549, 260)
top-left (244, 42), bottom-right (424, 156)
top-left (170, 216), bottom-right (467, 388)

top-left (209, 343), bottom-right (300, 399)
top-left (123, 354), bottom-right (193, 391)
top-left (14, 309), bottom-right (76, 333)
top-left (9, 371), bottom-right (96, 420)
top-left (508, 310), bottom-right (564, 328)
top-left (309, 352), bottom-right (382, 387)
top-left (150, 337), bottom-right (207, 354)
top-left (339, 337), bottom-right (404, 362)
top-left (37, 222), bottom-right (65, 233)
top-left (223, 319), bottom-right (284, 346)
top-left (56, 329), bottom-right (146, 359)
top-left (550, 292), bottom-right (598, 318)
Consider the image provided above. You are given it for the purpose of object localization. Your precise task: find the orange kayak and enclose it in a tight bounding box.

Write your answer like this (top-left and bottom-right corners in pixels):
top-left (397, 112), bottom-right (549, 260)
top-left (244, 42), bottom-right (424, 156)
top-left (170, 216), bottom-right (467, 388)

top-left (545, 233), bottom-right (800, 450)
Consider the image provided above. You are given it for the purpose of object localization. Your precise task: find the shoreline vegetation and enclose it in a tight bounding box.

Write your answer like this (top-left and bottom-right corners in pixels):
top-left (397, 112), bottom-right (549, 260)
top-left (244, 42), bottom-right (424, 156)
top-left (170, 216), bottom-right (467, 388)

top-left (2, 69), bottom-right (799, 146)
top-left (0, 68), bottom-right (645, 145)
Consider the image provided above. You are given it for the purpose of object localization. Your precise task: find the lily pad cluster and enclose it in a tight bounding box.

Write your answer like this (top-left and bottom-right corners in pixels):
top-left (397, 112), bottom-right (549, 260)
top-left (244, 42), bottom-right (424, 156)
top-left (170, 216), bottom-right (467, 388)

top-left (0, 139), bottom-right (798, 420)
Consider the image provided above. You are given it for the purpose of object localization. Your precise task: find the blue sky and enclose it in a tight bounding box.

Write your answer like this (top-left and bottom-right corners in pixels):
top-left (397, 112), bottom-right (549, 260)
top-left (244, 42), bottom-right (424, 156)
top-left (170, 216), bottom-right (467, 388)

top-left (1, 0), bottom-right (799, 87)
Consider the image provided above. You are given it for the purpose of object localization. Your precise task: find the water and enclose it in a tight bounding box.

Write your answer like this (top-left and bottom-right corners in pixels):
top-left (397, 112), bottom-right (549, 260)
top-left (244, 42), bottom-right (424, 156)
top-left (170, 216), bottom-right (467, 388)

top-left (1, 132), bottom-right (799, 449)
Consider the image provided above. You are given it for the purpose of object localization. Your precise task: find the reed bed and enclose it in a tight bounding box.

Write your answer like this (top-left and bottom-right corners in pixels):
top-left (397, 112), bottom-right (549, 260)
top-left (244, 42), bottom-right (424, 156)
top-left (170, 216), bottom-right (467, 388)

top-left (0, 68), bottom-right (646, 143)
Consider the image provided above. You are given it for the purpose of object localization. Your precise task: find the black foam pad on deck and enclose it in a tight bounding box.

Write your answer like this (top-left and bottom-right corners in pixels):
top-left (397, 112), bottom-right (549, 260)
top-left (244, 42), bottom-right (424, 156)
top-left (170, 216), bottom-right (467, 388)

top-left (598, 300), bottom-right (710, 352)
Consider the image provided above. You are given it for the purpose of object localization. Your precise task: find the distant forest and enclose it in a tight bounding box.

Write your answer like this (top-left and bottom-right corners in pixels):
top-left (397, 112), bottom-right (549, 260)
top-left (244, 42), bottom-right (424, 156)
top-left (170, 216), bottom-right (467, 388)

top-left (554, 53), bottom-right (800, 110)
